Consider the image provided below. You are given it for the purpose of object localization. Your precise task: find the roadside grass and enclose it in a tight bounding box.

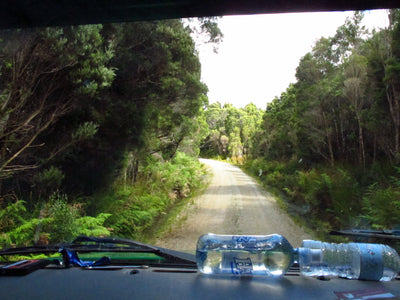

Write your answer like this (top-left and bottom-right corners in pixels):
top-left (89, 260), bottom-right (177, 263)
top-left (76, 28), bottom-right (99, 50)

top-left (91, 153), bottom-right (212, 243)
top-left (140, 163), bottom-right (212, 245)
top-left (240, 158), bottom-right (400, 245)
top-left (0, 152), bottom-right (210, 250)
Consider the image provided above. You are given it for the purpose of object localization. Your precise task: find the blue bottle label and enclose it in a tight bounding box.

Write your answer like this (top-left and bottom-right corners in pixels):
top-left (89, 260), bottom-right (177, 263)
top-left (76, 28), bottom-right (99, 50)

top-left (231, 257), bottom-right (253, 275)
top-left (359, 244), bottom-right (384, 281)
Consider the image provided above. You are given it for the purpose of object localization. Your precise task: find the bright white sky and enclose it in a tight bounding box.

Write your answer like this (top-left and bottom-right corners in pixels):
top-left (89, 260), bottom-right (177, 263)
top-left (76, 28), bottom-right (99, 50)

top-left (197, 10), bottom-right (390, 110)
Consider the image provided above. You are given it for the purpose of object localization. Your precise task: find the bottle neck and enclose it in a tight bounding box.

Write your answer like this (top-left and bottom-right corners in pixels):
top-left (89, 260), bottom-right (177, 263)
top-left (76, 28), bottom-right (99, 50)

top-left (294, 247), bottom-right (325, 266)
top-left (293, 248), bottom-right (299, 263)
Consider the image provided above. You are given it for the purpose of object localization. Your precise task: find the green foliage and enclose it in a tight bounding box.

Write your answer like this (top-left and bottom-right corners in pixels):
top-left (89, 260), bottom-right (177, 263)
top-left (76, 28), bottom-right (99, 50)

top-left (0, 18), bottom-right (220, 247)
top-left (45, 193), bottom-right (79, 242)
top-left (76, 213), bottom-right (112, 237)
top-left (236, 10), bottom-right (400, 237)
top-left (250, 10), bottom-right (400, 168)
top-left (72, 122), bottom-right (99, 141)
top-left (99, 152), bottom-right (207, 238)
top-left (3, 218), bottom-right (54, 249)
top-left (200, 102), bottom-right (263, 159)
top-left (0, 17), bottom-right (214, 201)
top-left (0, 193), bottom-right (111, 248)
top-left (0, 198), bottom-right (50, 248)
top-left (244, 157), bottom-right (364, 234)
top-left (0, 200), bottom-right (27, 233)
top-left (33, 167), bottom-right (65, 193)
top-left (0, 25), bottom-right (115, 181)
top-left (363, 183), bottom-right (400, 229)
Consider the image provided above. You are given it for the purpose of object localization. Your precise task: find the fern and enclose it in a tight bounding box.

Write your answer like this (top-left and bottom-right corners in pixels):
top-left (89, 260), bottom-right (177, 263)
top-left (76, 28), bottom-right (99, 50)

top-left (76, 213), bottom-right (112, 237)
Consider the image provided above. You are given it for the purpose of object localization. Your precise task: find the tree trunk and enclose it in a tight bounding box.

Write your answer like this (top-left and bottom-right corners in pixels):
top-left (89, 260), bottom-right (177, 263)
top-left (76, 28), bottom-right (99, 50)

top-left (386, 85), bottom-right (400, 157)
top-left (358, 119), bottom-right (365, 167)
top-left (322, 111), bottom-right (335, 167)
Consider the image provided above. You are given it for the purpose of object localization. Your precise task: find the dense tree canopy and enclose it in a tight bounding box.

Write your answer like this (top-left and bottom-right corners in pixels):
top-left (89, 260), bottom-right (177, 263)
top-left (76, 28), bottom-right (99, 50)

top-left (200, 102), bottom-right (263, 160)
top-left (3, 10), bottom-right (400, 243)
top-left (0, 18), bottom-right (221, 202)
top-left (200, 10), bottom-right (400, 234)
top-left (247, 9), bottom-right (400, 232)
top-left (252, 10), bottom-right (400, 167)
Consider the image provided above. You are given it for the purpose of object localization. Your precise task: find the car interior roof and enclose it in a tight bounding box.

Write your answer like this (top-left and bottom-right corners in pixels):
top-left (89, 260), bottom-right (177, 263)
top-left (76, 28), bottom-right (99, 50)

top-left (0, 0), bottom-right (399, 29)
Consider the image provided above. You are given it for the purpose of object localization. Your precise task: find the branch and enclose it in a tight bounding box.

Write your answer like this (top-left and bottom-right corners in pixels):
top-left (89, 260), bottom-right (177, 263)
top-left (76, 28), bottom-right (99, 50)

top-left (0, 109), bottom-right (57, 173)
top-left (0, 164), bottom-right (39, 178)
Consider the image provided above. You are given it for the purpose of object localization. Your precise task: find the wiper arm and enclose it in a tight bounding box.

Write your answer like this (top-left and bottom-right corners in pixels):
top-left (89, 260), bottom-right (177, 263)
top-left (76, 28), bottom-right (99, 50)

top-left (70, 236), bottom-right (160, 252)
top-left (0, 236), bottom-right (168, 255)
top-left (0, 245), bottom-right (60, 256)
top-left (0, 236), bottom-right (196, 267)
top-left (71, 236), bottom-right (196, 267)
top-left (330, 229), bottom-right (400, 240)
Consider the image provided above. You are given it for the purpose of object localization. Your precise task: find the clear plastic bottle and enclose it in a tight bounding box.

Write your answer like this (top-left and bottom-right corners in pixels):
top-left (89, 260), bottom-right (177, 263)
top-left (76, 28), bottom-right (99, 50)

top-left (196, 233), bottom-right (294, 276)
top-left (297, 240), bottom-right (400, 281)
top-left (196, 234), bottom-right (400, 281)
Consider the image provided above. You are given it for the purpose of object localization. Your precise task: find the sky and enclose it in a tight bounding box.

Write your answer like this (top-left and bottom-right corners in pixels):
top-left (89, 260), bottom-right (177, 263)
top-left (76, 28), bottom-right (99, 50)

top-left (196, 10), bottom-right (390, 110)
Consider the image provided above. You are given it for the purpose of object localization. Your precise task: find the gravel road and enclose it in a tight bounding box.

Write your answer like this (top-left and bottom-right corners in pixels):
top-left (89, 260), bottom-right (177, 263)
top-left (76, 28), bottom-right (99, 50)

top-left (155, 159), bottom-right (312, 250)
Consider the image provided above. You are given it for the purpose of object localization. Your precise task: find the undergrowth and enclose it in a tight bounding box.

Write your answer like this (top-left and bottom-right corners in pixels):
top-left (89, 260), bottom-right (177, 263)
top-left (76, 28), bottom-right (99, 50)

top-left (242, 158), bottom-right (400, 242)
top-left (0, 152), bottom-right (208, 249)
top-left (87, 152), bottom-right (209, 240)
top-left (0, 193), bottom-right (111, 248)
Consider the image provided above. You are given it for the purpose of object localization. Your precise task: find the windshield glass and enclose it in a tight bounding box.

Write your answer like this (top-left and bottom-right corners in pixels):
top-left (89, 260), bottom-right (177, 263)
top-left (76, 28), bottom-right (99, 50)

top-left (0, 9), bottom-right (399, 259)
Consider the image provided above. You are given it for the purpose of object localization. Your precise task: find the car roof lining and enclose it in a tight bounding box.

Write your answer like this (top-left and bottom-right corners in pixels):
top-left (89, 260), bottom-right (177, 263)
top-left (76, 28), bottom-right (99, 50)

top-left (0, 0), bottom-right (399, 29)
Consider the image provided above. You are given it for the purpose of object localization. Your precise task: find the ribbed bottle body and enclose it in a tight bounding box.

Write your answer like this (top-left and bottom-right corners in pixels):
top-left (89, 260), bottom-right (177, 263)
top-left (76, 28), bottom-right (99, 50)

top-left (298, 240), bottom-right (400, 281)
top-left (196, 233), bottom-right (294, 276)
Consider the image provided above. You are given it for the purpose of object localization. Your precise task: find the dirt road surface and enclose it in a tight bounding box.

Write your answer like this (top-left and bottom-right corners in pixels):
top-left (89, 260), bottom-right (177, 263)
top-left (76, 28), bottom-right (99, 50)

top-left (155, 159), bottom-right (312, 250)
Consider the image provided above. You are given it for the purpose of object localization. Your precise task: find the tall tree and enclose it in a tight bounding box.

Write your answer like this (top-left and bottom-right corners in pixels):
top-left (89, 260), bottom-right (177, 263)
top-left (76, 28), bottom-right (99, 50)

top-left (385, 9), bottom-right (400, 157)
top-left (343, 53), bottom-right (368, 166)
top-left (0, 26), bottom-right (114, 181)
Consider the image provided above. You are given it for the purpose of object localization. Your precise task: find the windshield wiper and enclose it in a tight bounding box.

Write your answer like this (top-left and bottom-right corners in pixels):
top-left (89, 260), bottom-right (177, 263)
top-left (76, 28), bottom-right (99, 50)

top-left (70, 236), bottom-right (162, 252)
top-left (69, 236), bottom-right (196, 267)
top-left (0, 244), bottom-right (60, 256)
top-left (0, 236), bottom-right (196, 267)
top-left (330, 229), bottom-right (400, 240)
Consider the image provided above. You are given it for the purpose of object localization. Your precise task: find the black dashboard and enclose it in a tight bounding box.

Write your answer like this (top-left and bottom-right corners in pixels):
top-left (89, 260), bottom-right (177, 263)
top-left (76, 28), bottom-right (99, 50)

top-left (1, 265), bottom-right (400, 299)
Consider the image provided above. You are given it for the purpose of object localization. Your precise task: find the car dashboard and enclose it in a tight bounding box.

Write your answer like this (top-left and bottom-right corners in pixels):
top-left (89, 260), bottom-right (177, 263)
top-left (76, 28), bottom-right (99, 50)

top-left (1, 264), bottom-right (400, 299)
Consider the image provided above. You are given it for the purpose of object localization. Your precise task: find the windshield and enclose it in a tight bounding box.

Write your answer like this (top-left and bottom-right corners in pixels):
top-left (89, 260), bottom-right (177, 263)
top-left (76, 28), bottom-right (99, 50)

top-left (1, 9), bottom-right (400, 261)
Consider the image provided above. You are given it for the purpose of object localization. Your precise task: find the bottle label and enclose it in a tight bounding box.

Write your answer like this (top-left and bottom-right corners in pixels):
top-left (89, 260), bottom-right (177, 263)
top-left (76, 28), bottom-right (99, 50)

top-left (231, 236), bottom-right (258, 249)
top-left (359, 244), bottom-right (384, 281)
top-left (231, 257), bottom-right (253, 275)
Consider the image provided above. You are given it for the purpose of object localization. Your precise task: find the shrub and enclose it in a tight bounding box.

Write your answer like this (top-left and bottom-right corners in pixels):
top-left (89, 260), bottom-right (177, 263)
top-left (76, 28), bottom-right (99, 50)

top-left (32, 166), bottom-right (65, 197)
top-left (363, 184), bottom-right (400, 229)
top-left (104, 152), bottom-right (208, 238)
top-left (295, 169), bottom-right (360, 228)
top-left (243, 157), bottom-right (365, 234)
top-left (76, 213), bottom-right (112, 237)
top-left (0, 193), bottom-right (111, 248)
top-left (0, 199), bottom-right (27, 233)
top-left (45, 193), bottom-right (79, 242)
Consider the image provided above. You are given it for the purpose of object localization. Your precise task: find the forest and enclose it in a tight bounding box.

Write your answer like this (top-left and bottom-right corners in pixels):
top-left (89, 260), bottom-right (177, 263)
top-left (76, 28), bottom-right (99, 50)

top-left (200, 10), bottom-right (400, 239)
top-left (1, 10), bottom-right (400, 247)
top-left (0, 19), bottom-right (221, 247)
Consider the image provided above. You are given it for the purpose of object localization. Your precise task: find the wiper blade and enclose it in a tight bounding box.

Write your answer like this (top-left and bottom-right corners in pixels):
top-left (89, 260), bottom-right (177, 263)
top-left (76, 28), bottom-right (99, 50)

top-left (70, 236), bottom-right (160, 252)
top-left (330, 229), bottom-right (400, 240)
top-left (0, 236), bottom-right (164, 255)
top-left (71, 236), bottom-right (196, 266)
top-left (0, 245), bottom-right (60, 256)
top-left (0, 236), bottom-right (196, 267)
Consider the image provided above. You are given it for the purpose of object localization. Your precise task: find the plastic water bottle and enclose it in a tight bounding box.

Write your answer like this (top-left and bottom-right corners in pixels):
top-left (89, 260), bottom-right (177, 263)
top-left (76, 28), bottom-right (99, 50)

top-left (196, 233), bottom-right (400, 281)
top-left (297, 240), bottom-right (400, 281)
top-left (196, 233), bottom-right (294, 276)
